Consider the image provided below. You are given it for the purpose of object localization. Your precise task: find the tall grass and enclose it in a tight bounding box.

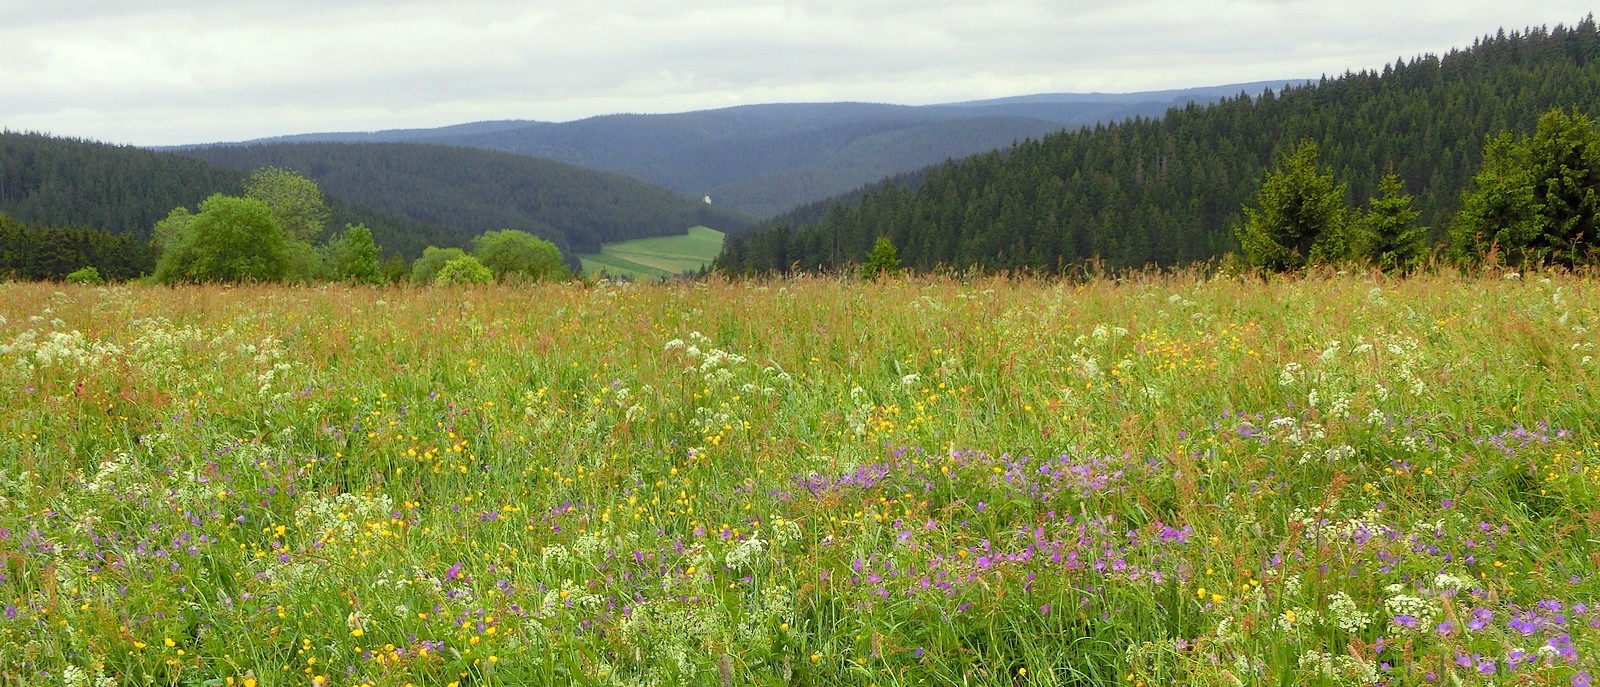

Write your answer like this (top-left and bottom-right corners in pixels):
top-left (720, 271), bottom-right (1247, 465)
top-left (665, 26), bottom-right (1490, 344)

top-left (0, 271), bottom-right (1596, 686)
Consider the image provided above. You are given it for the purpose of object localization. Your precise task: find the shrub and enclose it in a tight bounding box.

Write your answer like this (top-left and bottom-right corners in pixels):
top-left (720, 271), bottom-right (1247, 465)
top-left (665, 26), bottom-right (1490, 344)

top-left (65, 266), bottom-right (104, 285)
top-left (434, 255), bottom-right (494, 285)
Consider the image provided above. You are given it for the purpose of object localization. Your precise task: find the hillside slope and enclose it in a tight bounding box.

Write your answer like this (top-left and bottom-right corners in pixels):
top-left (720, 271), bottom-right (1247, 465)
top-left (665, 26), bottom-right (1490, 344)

top-left (0, 132), bottom-right (458, 260)
top-left (215, 82), bottom-right (1302, 216)
top-left (178, 142), bottom-right (754, 254)
top-left (717, 19), bottom-right (1600, 274)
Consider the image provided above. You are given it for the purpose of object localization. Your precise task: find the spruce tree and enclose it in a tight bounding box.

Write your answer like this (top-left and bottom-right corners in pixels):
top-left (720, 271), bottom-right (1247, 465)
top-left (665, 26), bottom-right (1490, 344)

top-left (861, 236), bottom-right (902, 279)
top-left (1234, 141), bottom-right (1352, 270)
top-left (1454, 108), bottom-right (1600, 266)
top-left (1361, 172), bottom-right (1429, 271)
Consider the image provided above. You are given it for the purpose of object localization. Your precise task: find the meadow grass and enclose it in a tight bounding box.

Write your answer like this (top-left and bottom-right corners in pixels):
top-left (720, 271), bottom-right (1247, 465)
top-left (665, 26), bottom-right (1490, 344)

top-left (578, 227), bottom-right (725, 280)
top-left (0, 271), bottom-right (1597, 686)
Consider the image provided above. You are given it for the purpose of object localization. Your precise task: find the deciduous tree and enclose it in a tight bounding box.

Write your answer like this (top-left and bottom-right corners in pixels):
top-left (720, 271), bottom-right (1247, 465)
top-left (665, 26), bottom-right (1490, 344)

top-left (155, 194), bottom-right (289, 283)
top-left (474, 229), bottom-right (567, 283)
top-left (243, 166), bottom-right (331, 242)
top-left (411, 246), bottom-right (467, 284)
top-left (328, 223), bottom-right (383, 284)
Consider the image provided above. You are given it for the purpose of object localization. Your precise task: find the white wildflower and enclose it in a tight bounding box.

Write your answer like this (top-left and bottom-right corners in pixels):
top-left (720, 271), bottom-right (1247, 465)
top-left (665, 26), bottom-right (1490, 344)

top-left (1327, 592), bottom-right (1371, 633)
top-left (724, 535), bottom-right (767, 570)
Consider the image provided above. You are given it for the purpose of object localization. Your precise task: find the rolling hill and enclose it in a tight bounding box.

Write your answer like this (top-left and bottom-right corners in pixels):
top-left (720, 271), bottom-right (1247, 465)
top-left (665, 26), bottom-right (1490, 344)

top-left (0, 132), bottom-right (459, 261)
top-left (202, 82), bottom-right (1306, 217)
top-left (716, 18), bottom-right (1600, 274)
top-left (176, 142), bottom-right (755, 255)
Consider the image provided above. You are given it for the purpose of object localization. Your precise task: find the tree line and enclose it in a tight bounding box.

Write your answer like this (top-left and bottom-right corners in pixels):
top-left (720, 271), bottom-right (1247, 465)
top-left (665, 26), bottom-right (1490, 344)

top-left (715, 17), bottom-right (1600, 275)
top-left (149, 168), bottom-right (569, 285)
top-left (1235, 107), bottom-right (1600, 271)
top-left (0, 214), bottom-right (153, 281)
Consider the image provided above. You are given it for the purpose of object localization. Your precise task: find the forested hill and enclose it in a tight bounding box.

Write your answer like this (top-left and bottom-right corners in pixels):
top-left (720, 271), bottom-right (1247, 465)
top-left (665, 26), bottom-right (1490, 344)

top-left (0, 133), bottom-right (460, 259)
top-left (716, 18), bottom-right (1600, 274)
top-left (179, 142), bottom-right (754, 254)
top-left (217, 82), bottom-right (1304, 217)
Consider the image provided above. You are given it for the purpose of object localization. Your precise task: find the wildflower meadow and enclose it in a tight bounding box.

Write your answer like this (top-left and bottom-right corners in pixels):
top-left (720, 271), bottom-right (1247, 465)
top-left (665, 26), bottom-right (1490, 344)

top-left (1, 271), bottom-right (1597, 686)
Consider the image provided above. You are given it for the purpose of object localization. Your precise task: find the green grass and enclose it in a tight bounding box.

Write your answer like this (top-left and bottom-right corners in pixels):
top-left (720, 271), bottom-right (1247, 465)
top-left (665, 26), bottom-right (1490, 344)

top-left (577, 225), bottom-right (724, 279)
top-left (1, 271), bottom-right (1598, 686)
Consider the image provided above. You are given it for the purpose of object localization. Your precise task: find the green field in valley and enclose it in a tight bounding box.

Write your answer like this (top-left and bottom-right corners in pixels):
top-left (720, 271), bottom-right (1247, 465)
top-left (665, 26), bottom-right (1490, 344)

top-left (577, 225), bottom-right (725, 279)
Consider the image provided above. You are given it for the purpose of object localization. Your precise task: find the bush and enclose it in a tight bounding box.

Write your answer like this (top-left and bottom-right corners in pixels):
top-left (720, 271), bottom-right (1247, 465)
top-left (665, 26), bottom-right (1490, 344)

top-left (329, 224), bottom-right (384, 284)
top-left (474, 229), bottom-right (567, 283)
top-left (434, 255), bottom-right (494, 285)
top-left (411, 246), bottom-right (468, 285)
top-left (65, 266), bottom-right (104, 285)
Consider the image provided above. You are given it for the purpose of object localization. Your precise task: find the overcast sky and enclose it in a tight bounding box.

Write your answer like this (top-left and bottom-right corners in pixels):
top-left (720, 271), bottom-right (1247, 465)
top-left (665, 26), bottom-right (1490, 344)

top-left (2, 1), bottom-right (1594, 146)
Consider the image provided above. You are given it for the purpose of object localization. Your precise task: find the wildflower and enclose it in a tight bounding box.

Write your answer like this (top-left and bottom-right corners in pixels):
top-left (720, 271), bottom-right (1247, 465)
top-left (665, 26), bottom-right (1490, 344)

top-left (1327, 592), bottom-right (1371, 632)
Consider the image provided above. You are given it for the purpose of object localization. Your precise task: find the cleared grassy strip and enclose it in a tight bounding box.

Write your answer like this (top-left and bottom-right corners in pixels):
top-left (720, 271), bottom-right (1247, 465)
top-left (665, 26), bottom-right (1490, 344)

top-left (578, 225), bottom-right (725, 278)
top-left (604, 250), bottom-right (706, 274)
top-left (579, 254), bottom-right (669, 280)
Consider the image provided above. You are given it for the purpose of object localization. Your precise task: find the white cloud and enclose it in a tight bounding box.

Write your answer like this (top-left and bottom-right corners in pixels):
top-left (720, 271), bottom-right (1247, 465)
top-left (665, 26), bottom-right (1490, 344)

top-left (0, 0), bottom-right (1593, 144)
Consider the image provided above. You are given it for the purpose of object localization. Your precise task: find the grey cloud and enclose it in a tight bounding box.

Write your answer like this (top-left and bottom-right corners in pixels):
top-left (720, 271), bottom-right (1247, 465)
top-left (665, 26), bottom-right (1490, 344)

top-left (1, 0), bottom-right (1594, 144)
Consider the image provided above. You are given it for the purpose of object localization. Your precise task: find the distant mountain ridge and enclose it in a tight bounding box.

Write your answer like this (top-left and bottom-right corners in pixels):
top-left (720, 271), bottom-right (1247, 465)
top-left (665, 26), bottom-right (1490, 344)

top-left (184, 81), bottom-right (1308, 216)
top-left (934, 82), bottom-right (1311, 108)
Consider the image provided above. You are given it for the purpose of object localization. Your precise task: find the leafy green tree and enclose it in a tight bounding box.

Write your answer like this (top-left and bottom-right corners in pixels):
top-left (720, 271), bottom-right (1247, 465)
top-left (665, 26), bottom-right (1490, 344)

top-left (155, 194), bottom-right (289, 283)
top-left (1234, 141), bottom-right (1352, 270)
top-left (285, 241), bottom-right (327, 283)
top-left (1453, 107), bottom-right (1600, 266)
top-left (328, 223), bottom-right (383, 284)
top-left (243, 166), bottom-right (331, 242)
top-left (411, 246), bottom-right (468, 284)
top-left (151, 207), bottom-right (193, 254)
top-left (861, 236), bottom-right (902, 279)
top-left (473, 229), bottom-right (567, 283)
top-left (434, 255), bottom-right (494, 285)
top-left (380, 254), bottom-right (409, 284)
top-left (1360, 172), bottom-right (1429, 271)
